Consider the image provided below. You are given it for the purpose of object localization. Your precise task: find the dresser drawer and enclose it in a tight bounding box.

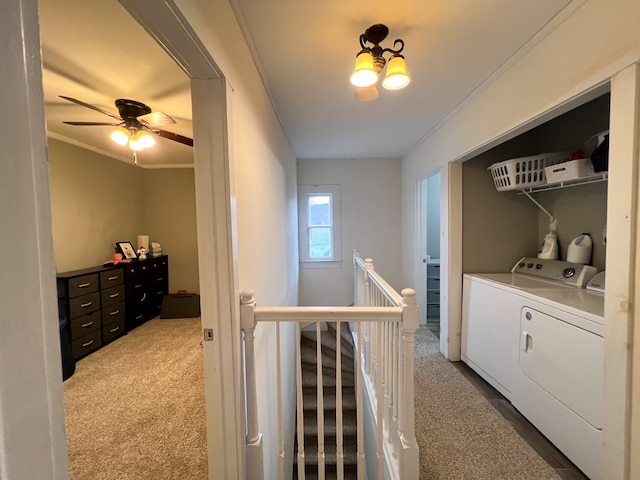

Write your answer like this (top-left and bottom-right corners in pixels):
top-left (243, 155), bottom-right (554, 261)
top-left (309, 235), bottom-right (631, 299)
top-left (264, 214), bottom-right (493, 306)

top-left (427, 291), bottom-right (440, 303)
top-left (102, 302), bottom-right (125, 324)
top-left (70, 310), bottom-right (101, 340)
top-left (427, 304), bottom-right (440, 318)
top-left (102, 317), bottom-right (125, 343)
top-left (123, 262), bottom-right (150, 278)
top-left (69, 291), bottom-right (100, 319)
top-left (427, 263), bottom-right (440, 277)
top-left (71, 329), bottom-right (102, 359)
top-left (101, 284), bottom-right (125, 307)
top-left (427, 277), bottom-right (440, 290)
top-left (149, 257), bottom-right (168, 271)
top-left (68, 273), bottom-right (99, 298)
top-left (100, 268), bottom-right (124, 287)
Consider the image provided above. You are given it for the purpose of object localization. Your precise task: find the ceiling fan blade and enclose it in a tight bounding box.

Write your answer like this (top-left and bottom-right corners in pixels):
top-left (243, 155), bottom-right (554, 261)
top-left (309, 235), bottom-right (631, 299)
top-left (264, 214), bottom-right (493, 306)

top-left (138, 111), bottom-right (176, 127)
top-left (154, 129), bottom-right (194, 147)
top-left (63, 121), bottom-right (122, 126)
top-left (59, 95), bottom-right (122, 121)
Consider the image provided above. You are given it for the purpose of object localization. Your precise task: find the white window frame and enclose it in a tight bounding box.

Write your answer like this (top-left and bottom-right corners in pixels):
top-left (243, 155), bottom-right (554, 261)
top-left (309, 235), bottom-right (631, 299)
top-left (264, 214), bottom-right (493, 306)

top-left (298, 184), bottom-right (342, 266)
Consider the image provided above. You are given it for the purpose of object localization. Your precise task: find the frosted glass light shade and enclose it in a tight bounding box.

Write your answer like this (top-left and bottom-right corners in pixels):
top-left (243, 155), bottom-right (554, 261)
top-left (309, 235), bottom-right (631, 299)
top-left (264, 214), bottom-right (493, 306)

top-left (354, 85), bottom-right (379, 102)
top-left (110, 127), bottom-right (129, 146)
top-left (128, 138), bottom-right (144, 151)
top-left (137, 130), bottom-right (155, 148)
top-left (350, 51), bottom-right (377, 87)
top-left (381, 55), bottom-right (410, 90)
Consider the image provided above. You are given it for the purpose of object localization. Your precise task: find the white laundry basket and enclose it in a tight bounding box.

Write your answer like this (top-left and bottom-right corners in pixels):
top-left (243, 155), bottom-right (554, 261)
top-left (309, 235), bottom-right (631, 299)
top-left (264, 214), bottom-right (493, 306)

top-left (488, 152), bottom-right (572, 191)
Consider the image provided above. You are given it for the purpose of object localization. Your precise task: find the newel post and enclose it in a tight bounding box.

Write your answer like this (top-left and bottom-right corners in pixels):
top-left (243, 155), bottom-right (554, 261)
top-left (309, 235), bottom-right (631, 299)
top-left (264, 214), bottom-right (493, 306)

top-left (240, 289), bottom-right (263, 480)
top-left (399, 288), bottom-right (419, 478)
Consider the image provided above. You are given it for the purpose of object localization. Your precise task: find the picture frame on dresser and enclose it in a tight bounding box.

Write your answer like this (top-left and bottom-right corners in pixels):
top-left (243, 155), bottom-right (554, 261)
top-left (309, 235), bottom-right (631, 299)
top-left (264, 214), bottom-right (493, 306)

top-left (116, 241), bottom-right (137, 259)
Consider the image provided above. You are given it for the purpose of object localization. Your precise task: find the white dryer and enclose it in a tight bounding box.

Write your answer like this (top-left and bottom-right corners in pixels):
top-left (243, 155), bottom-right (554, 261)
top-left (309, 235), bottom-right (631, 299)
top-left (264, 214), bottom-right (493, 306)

top-left (462, 257), bottom-right (604, 480)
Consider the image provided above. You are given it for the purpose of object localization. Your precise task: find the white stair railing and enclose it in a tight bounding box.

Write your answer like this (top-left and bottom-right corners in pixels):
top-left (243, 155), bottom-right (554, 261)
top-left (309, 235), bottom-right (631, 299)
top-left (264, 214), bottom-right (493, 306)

top-left (240, 251), bottom-right (419, 480)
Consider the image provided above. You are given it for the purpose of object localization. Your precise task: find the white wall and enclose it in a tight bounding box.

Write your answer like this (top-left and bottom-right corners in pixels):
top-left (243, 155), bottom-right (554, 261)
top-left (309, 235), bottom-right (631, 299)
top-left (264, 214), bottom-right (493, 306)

top-left (401, 0), bottom-right (640, 477)
top-left (297, 157), bottom-right (402, 306)
top-left (173, 2), bottom-right (299, 478)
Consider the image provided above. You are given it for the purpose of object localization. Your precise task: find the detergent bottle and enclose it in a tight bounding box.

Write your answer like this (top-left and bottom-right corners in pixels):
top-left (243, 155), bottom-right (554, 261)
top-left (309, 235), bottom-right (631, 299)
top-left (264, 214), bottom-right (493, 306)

top-left (567, 233), bottom-right (592, 264)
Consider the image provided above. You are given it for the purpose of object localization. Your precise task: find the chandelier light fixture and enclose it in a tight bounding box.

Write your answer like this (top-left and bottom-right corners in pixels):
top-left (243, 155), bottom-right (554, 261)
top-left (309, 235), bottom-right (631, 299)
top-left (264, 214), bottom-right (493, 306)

top-left (350, 24), bottom-right (411, 101)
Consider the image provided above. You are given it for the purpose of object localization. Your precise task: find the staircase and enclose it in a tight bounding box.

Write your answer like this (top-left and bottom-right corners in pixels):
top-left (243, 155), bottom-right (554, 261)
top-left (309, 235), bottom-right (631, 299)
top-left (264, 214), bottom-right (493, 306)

top-left (293, 322), bottom-right (359, 479)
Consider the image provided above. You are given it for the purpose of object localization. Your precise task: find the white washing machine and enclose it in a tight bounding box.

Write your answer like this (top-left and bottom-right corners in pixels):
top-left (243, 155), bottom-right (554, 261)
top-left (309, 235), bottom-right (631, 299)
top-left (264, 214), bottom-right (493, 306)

top-left (462, 257), bottom-right (604, 480)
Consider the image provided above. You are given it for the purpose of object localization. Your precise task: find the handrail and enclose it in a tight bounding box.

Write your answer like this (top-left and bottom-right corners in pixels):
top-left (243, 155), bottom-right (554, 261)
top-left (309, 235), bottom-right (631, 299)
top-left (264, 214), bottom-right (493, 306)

top-left (253, 305), bottom-right (402, 323)
top-left (240, 251), bottom-right (418, 480)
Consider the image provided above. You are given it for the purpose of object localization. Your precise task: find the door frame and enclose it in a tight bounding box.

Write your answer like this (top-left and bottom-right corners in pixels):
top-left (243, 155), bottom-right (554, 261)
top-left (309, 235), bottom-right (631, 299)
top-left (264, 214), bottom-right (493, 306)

top-left (118, 2), bottom-right (245, 478)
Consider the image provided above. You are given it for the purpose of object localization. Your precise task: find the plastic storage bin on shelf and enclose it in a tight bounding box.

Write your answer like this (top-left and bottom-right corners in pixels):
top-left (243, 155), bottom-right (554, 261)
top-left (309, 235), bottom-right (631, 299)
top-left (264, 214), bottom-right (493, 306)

top-left (544, 158), bottom-right (595, 184)
top-left (488, 152), bottom-right (572, 191)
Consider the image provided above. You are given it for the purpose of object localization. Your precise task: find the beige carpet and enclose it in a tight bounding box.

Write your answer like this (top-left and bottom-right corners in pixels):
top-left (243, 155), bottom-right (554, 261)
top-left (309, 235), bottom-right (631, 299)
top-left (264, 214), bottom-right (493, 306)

top-left (414, 326), bottom-right (560, 479)
top-left (65, 319), bottom-right (560, 479)
top-left (63, 317), bottom-right (207, 480)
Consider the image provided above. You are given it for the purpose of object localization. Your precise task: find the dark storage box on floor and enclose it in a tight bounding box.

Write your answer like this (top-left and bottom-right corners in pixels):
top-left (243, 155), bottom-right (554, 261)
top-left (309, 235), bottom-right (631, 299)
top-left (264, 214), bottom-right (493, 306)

top-left (160, 291), bottom-right (201, 318)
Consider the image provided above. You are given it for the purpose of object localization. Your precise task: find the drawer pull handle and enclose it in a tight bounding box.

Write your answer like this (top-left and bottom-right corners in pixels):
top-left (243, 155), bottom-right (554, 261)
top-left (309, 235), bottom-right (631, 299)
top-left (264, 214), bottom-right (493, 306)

top-left (109, 326), bottom-right (120, 333)
top-left (135, 314), bottom-right (143, 320)
top-left (141, 293), bottom-right (147, 302)
top-left (81, 321), bottom-right (94, 328)
top-left (134, 284), bottom-right (143, 289)
top-left (110, 309), bottom-right (120, 316)
top-left (82, 339), bottom-right (94, 347)
top-left (109, 292), bottom-right (120, 298)
top-left (156, 277), bottom-right (165, 281)
top-left (80, 301), bottom-right (92, 308)
top-left (108, 275), bottom-right (118, 281)
top-left (78, 282), bottom-right (91, 288)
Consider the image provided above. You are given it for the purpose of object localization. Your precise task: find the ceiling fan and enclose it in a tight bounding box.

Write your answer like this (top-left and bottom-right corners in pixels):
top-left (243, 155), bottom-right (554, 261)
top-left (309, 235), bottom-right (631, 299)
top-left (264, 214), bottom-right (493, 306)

top-left (59, 95), bottom-right (193, 150)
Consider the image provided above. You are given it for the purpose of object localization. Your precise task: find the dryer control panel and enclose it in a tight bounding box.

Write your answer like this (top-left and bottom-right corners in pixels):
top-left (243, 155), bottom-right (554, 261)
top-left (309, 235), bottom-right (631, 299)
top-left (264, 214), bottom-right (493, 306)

top-left (511, 257), bottom-right (598, 288)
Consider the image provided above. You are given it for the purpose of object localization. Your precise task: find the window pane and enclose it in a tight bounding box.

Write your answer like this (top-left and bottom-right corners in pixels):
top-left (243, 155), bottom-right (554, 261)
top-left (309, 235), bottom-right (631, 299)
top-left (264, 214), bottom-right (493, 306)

top-left (308, 195), bottom-right (331, 226)
top-left (309, 227), bottom-right (332, 259)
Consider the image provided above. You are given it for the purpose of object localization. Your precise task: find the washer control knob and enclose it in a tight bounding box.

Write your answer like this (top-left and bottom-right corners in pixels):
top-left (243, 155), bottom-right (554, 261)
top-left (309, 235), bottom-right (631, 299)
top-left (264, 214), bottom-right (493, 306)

top-left (536, 264), bottom-right (543, 270)
top-left (519, 262), bottom-right (525, 268)
top-left (563, 267), bottom-right (576, 278)
top-left (527, 262), bottom-right (534, 268)
top-left (525, 312), bottom-right (532, 321)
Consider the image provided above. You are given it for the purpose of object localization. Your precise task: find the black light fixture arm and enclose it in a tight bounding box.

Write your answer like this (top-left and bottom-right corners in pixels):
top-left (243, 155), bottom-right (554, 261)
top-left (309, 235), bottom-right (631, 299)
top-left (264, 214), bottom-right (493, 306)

top-left (358, 24), bottom-right (405, 59)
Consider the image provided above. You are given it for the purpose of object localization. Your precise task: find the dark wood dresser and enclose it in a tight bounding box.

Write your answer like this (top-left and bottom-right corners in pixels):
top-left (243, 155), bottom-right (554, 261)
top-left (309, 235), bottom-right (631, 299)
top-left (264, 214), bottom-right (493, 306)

top-left (122, 255), bottom-right (169, 331)
top-left (56, 255), bottom-right (168, 360)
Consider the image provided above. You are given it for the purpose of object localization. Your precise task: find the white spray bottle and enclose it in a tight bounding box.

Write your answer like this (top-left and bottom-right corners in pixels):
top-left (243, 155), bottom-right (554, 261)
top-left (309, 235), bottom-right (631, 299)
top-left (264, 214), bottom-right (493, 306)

top-left (538, 218), bottom-right (559, 260)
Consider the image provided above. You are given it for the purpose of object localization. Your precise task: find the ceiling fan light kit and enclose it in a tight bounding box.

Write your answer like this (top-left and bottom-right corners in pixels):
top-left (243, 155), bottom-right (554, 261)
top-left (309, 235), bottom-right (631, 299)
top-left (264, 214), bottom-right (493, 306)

top-left (59, 95), bottom-right (193, 157)
top-left (350, 24), bottom-right (410, 101)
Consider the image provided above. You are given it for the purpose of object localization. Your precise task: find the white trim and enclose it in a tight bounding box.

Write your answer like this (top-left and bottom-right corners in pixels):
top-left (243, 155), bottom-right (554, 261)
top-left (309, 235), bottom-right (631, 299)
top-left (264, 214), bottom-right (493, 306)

top-left (117, 2), bottom-right (244, 478)
top-left (0, 0), bottom-right (68, 477)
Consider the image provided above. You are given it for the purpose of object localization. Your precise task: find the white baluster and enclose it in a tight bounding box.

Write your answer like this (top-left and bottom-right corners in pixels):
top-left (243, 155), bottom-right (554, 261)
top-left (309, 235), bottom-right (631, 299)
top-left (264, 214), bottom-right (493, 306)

top-left (276, 320), bottom-right (284, 478)
top-left (356, 322), bottom-right (365, 480)
top-left (399, 288), bottom-right (420, 479)
top-left (316, 321), bottom-right (326, 480)
top-left (296, 323), bottom-right (306, 480)
top-left (240, 290), bottom-right (263, 480)
top-left (336, 321), bottom-right (344, 480)
top-left (376, 320), bottom-right (384, 480)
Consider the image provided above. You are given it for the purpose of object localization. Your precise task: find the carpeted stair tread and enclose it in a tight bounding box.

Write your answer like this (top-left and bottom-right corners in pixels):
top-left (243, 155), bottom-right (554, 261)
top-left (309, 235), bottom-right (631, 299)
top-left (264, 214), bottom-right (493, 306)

top-left (302, 362), bottom-right (354, 387)
top-left (300, 337), bottom-right (355, 371)
top-left (302, 410), bottom-right (357, 436)
top-left (295, 442), bottom-right (358, 466)
top-left (301, 330), bottom-right (354, 359)
top-left (303, 386), bottom-right (356, 410)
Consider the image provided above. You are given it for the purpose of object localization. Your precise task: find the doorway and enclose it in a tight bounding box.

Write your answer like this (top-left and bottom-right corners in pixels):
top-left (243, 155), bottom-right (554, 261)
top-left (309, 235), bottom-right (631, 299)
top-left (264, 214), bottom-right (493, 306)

top-left (419, 171), bottom-right (441, 335)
